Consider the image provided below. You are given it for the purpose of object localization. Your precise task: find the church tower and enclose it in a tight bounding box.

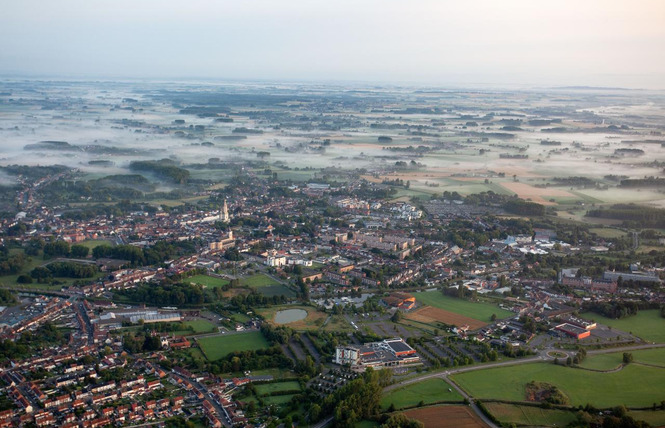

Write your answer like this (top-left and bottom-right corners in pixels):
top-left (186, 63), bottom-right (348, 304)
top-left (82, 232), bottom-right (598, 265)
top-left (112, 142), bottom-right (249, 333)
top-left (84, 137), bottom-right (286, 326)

top-left (220, 199), bottom-right (230, 222)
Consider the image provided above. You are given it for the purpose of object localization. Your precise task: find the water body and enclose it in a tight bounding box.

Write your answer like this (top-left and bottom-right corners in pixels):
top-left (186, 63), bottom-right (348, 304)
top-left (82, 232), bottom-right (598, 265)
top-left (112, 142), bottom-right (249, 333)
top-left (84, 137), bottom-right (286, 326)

top-left (274, 308), bottom-right (307, 324)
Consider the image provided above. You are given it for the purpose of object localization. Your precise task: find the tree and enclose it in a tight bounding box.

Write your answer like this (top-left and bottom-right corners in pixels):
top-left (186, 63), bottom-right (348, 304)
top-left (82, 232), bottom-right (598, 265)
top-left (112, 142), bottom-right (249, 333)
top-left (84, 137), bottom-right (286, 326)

top-left (490, 313), bottom-right (497, 321)
top-left (380, 413), bottom-right (423, 428)
top-left (70, 245), bottom-right (89, 258)
top-left (623, 353), bottom-right (633, 364)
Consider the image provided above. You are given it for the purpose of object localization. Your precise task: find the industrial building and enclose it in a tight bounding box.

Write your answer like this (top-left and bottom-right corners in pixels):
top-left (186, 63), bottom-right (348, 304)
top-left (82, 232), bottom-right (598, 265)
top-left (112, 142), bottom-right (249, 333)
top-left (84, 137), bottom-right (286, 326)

top-left (334, 338), bottom-right (421, 371)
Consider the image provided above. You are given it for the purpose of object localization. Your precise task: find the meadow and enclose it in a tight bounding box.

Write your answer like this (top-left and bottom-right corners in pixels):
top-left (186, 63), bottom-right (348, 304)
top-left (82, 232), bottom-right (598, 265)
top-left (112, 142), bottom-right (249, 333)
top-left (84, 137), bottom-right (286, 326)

top-left (197, 331), bottom-right (269, 360)
top-left (240, 274), bottom-right (296, 297)
top-left (582, 310), bottom-right (665, 343)
top-left (381, 378), bottom-right (464, 410)
top-left (452, 361), bottom-right (665, 408)
top-left (414, 291), bottom-right (513, 322)
top-left (257, 305), bottom-right (327, 330)
top-left (482, 402), bottom-right (577, 427)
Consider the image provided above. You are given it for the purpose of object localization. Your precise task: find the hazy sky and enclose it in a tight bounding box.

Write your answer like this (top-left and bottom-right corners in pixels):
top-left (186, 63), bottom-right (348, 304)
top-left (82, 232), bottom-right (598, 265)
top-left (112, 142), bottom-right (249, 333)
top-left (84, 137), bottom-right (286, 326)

top-left (2, 0), bottom-right (664, 88)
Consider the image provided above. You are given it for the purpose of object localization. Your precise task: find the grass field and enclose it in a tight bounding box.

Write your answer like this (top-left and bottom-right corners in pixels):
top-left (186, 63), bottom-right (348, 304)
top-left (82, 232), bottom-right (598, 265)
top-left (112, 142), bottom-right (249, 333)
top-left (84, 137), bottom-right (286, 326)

top-left (257, 305), bottom-right (327, 330)
top-left (452, 361), bottom-right (665, 408)
top-left (255, 381), bottom-right (301, 395)
top-left (381, 378), bottom-right (464, 410)
top-left (240, 274), bottom-right (295, 297)
top-left (414, 291), bottom-right (513, 323)
top-left (483, 402), bottom-right (577, 427)
top-left (580, 348), bottom-right (665, 370)
top-left (582, 310), bottom-right (665, 343)
top-left (264, 394), bottom-right (296, 406)
top-left (589, 227), bottom-right (627, 239)
top-left (197, 331), bottom-right (269, 360)
top-left (188, 274), bottom-right (229, 288)
top-left (174, 320), bottom-right (217, 335)
top-left (629, 410), bottom-right (665, 427)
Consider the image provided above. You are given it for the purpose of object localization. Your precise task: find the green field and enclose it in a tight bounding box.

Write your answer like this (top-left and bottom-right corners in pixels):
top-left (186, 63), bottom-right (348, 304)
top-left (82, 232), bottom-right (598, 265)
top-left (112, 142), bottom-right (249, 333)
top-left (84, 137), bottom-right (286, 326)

top-left (255, 381), bottom-right (301, 395)
top-left (174, 320), bottom-right (217, 335)
top-left (240, 274), bottom-right (295, 297)
top-left (629, 410), bottom-right (665, 427)
top-left (582, 310), bottom-right (665, 343)
top-left (414, 291), bottom-right (513, 322)
top-left (483, 402), bottom-right (577, 427)
top-left (264, 394), bottom-right (296, 406)
top-left (188, 275), bottom-right (229, 288)
top-left (381, 378), bottom-right (464, 410)
top-left (197, 331), bottom-right (269, 360)
top-left (452, 361), bottom-right (665, 408)
top-left (581, 348), bottom-right (665, 370)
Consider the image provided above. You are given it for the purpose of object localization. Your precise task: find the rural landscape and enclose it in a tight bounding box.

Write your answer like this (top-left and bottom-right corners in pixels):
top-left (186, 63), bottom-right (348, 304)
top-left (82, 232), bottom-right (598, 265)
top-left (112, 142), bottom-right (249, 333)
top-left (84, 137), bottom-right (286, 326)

top-left (1, 1), bottom-right (665, 427)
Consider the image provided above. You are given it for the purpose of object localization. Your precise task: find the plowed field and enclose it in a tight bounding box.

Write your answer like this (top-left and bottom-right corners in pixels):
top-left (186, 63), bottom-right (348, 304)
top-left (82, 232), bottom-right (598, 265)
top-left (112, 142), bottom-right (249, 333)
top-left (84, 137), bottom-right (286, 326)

top-left (407, 306), bottom-right (486, 330)
top-left (404, 405), bottom-right (489, 428)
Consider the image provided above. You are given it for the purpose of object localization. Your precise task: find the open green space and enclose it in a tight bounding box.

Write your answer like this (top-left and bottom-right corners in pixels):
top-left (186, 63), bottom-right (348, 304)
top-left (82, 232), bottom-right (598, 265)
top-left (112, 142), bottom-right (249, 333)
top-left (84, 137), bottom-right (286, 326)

top-left (257, 305), bottom-right (327, 330)
top-left (483, 402), bottom-right (578, 427)
top-left (381, 378), bottom-right (464, 410)
top-left (78, 239), bottom-right (116, 249)
top-left (174, 319), bottom-right (217, 335)
top-left (255, 381), bottom-right (301, 395)
top-left (452, 361), bottom-right (665, 408)
top-left (241, 274), bottom-right (280, 287)
top-left (588, 227), bottom-right (627, 239)
top-left (240, 274), bottom-right (295, 297)
top-left (197, 331), bottom-right (269, 360)
top-left (264, 394), bottom-right (296, 406)
top-left (582, 310), bottom-right (665, 343)
top-left (414, 291), bottom-right (513, 322)
top-left (188, 274), bottom-right (230, 288)
top-left (580, 348), bottom-right (665, 370)
top-left (629, 410), bottom-right (665, 427)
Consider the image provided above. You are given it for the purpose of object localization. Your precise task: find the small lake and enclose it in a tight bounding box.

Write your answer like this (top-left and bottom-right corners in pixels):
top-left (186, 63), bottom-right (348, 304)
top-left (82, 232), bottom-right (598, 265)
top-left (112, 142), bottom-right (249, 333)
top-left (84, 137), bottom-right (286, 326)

top-left (274, 308), bottom-right (307, 324)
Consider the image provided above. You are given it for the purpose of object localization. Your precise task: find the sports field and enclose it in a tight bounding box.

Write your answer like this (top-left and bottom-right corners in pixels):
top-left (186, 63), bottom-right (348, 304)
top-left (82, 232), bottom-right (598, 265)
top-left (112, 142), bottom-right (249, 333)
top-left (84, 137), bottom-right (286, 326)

top-left (582, 310), bottom-right (665, 343)
top-left (414, 291), bottom-right (513, 323)
top-left (197, 331), bottom-right (269, 360)
top-left (381, 378), bottom-right (463, 410)
top-left (188, 274), bottom-right (229, 288)
top-left (482, 402), bottom-right (577, 427)
top-left (452, 361), bottom-right (665, 408)
top-left (404, 405), bottom-right (488, 428)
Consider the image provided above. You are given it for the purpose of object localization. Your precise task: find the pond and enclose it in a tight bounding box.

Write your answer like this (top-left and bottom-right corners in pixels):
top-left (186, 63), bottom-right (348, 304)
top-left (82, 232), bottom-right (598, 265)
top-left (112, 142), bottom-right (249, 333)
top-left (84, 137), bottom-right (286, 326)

top-left (274, 308), bottom-right (307, 324)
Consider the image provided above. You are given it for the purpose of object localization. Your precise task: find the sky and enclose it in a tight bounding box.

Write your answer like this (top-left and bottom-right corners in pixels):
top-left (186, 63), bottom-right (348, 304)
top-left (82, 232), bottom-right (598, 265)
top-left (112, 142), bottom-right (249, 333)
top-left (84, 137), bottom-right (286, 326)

top-left (1, 0), bottom-right (665, 89)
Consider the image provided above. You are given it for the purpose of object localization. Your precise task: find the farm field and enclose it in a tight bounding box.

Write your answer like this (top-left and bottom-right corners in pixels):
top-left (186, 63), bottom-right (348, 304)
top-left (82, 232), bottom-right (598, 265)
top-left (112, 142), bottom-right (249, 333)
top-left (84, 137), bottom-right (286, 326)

top-left (582, 310), bottom-right (665, 343)
top-left (452, 361), bottom-right (665, 408)
top-left (188, 275), bottom-right (229, 288)
top-left (255, 381), bottom-right (300, 395)
top-left (240, 274), bottom-right (295, 297)
top-left (257, 305), bottom-right (327, 330)
top-left (414, 291), bottom-right (513, 323)
top-left (482, 402), bottom-right (577, 427)
top-left (403, 405), bottom-right (488, 428)
top-left (197, 331), bottom-right (269, 360)
top-left (381, 378), bottom-right (463, 410)
top-left (407, 306), bottom-right (486, 330)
